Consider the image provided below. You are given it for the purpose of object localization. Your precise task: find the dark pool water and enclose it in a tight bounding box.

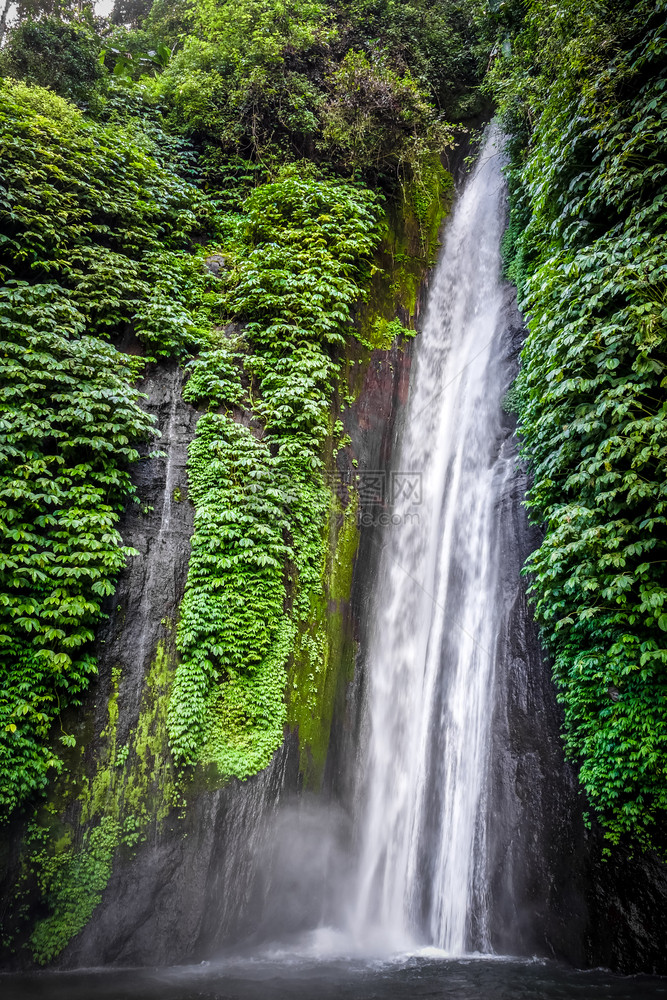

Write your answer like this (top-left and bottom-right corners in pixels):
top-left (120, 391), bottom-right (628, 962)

top-left (2, 953), bottom-right (666, 1000)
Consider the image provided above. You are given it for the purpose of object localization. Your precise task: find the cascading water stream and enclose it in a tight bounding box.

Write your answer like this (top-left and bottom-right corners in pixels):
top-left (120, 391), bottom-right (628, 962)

top-left (349, 128), bottom-right (512, 955)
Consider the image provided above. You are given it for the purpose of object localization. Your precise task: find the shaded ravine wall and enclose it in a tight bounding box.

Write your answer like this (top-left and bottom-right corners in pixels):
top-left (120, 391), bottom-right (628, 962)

top-left (474, 285), bottom-right (667, 973)
top-left (2, 161), bottom-right (667, 973)
top-left (0, 182), bottom-right (441, 968)
top-left (333, 179), bottom-right (667, 975)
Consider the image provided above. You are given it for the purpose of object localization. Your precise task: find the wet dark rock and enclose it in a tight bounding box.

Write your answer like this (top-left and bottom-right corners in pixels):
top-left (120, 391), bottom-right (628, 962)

top-left (204, 254), bottom-right (227, 276)
top-left (64, 737), bottom-right (300, 967)
top-left (2, 210), bottom-right (666, 977)
top-left (483, 289), bottom-right (667, 974)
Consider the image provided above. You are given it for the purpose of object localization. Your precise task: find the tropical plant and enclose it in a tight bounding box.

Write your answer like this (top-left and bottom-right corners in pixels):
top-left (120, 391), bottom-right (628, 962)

top-left (491, 0), bottom-right (667, 853)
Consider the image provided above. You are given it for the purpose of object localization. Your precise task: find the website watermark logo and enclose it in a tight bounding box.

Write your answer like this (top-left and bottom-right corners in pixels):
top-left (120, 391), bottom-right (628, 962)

top-left (325, 470), bottom-right (422, 527)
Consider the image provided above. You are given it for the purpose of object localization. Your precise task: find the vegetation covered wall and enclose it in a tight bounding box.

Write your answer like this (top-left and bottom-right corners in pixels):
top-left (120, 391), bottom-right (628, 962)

top-left (2, 0), bottom-right (666, 971)
top-left (490, 0), bottom-right (667, 855)
top-left (0, 0), bottom-right (479, 964)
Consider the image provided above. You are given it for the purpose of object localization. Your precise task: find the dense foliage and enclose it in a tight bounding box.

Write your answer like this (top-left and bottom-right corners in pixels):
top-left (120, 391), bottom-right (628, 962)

top-left (1, 0), bottom-right (466, 816)
top-left (141, 0), bottom-right (484, 177)
top-left (169, 172), bottom-right (381, 775)
top-left (332, 0), bottom-right (486, 115)
top-left (0, 281), bottom-right (152, 813)
top-left (3, 0), bottom-right (665, 866)
top-left (0, 19), bottom-right (103, 104)
top-left (0, 80), bottom-right (214, 814)
top-left (492, 0), bottom-right (667, 852)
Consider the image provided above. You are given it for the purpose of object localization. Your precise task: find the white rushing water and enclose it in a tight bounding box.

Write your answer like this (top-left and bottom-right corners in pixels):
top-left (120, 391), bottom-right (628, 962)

top-left (348, 128), bottom-right (512, 955)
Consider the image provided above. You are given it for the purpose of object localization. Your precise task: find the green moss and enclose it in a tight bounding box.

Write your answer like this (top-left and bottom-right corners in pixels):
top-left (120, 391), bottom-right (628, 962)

top-left (287, 599), bottom-right (331, 787)
top-left (3, 643), bottom-right (181, 965)
top-left (358, 164), bottom-right (453, 347)
top-left (81, 644), bottom-right (177, 827)
top-left (392, 162), bottom-right (453, 312)
top-left (82, 668), bottom-right (121, 823)
top-left (406, 155), bottom-right (455, 253)
top-left (120, 643), bottom-right (177, 824)
top-left (329, 495), bottom-right (360, 603)
top-left (28, 816), bottom-right (120, 966)
top-left (286, 493), bottom-right (359, 786)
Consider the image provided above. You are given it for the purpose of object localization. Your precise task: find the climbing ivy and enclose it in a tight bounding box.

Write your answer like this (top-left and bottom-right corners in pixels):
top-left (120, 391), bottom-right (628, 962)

top-left (0, 283), bottom-right (155, 813)
top-left (169, 415), bottom-right (292, 766)
top-left (167, 170), bottom-right (383, 775)
top-left (0, 79), bottom-right (215, 357)
top-left (0, 80), bottom-right (216, 816)
top-left (492, 0), bottom-right (667, 852)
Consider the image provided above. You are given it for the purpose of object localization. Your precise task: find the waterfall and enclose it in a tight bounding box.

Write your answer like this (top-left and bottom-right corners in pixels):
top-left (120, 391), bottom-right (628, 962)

top-left (349, 128), bottom-right (512, 955)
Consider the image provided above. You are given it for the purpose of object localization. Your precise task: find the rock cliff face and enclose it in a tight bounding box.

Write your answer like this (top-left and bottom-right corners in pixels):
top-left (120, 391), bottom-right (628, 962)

top-left (98, 362), bottom-right (197, 759)
top-left (2, 176), bottom-right (666, 975)
top-left (53, 358), bottom-right (296, 967)
top-left (0, 187), bottom-right (429, 968)
top-left (483, 289), bottom-right (593, 962)
top-left (54, 333), bottom-right (419, 967)
top-left (482, 289), bottom-right (667, 974)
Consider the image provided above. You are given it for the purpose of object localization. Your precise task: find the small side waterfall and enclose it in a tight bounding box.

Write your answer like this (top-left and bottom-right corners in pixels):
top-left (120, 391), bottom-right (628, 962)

top-left (349, 128), bottom-right (512, 954)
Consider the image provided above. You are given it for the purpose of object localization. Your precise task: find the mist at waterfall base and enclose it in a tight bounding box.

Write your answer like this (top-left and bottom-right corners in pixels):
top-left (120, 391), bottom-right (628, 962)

top-left (241, 128), bottom-right (523, 962)
top-left (4, 131), bottom-right (666, 998)
top-left (2, 954), bottom-right (667, 1000)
